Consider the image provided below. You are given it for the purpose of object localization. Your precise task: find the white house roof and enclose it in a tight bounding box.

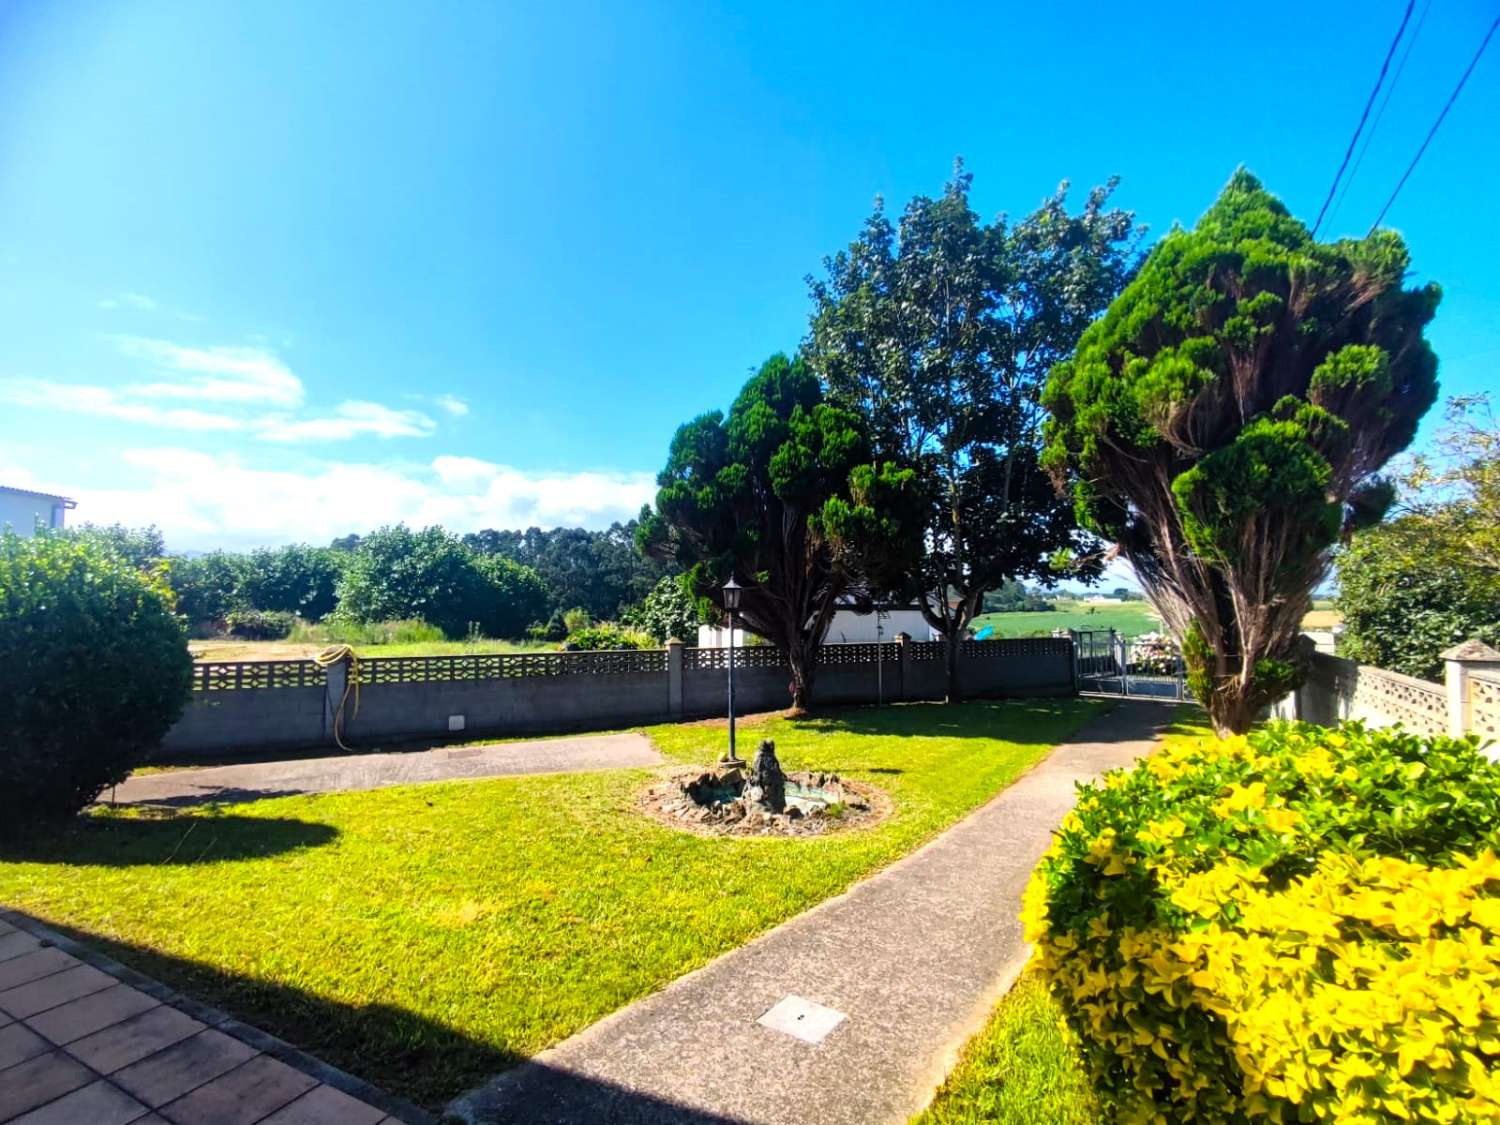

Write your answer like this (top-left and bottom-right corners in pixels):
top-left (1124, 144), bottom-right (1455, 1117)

top-left (0, 484), bottom-right (76, 506)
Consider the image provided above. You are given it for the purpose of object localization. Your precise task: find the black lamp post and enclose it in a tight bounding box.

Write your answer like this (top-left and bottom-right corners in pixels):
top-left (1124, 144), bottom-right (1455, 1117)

top-left (722, 576), bottom-right (742, 765)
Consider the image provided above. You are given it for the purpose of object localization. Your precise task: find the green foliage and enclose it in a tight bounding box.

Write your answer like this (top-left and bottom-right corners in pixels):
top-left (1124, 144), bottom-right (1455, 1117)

top-left (68, 522), bottom-right (167, 572)
top-left (464, 521), bottom-right (678, 622)
top-left (335, 525), bottom-right (548, 639)
top-left (168, 551), bottom-right (251, 627)
top-left (288, 616), bottom-right (446, 647)
top-left (1043, 169), bottom-right (1440, 733)
top-left (1336, 519), bottom-right (1500, 681)
top-left (238, 544), bottom-right (344, 621)
top-left (224, 608), bottom-right (297, 640)
top-left (621, 575), bottom-right (701, 643)
top-left (0, 531), bottom-right (193, 828)
top-left (982, 579), bottom-right (1057, 614)
top-left (640, 352), bottom-right (919, 709)
top-left (561, 607), bottom-right (592, 634)
top-left (563, 622), bottom-right (654, 650)
top-left (806, 163), bottom-right (1137, 689)
top-left (1025, 721), bottom-right (1500, 1123)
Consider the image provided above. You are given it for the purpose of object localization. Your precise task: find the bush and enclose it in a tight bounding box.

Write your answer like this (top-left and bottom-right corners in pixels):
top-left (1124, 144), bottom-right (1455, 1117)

top-left (289, 616), bottom-right (445, 647)
top-left (335, 525), bottom-right (549, 639)
top-left (239, 544), bottom-right (344, 622)
top-left (563, 622), bottom-right (655, 651)
top-left (621, 575), bottom-right (702, 643)
top-left (0, 532), bottom-right (193, 828)
top-left (224, 608), bottom-right (296, 640)
top-left (168, 551), bottom-right (250, 628)
top-left (1023, 721), bottom-right (1500, 1124)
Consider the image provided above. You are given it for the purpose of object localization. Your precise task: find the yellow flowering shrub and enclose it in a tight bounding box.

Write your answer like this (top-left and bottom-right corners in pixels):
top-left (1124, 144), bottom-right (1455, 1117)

top-left (1023, 721), bottom-right (1500, 1123)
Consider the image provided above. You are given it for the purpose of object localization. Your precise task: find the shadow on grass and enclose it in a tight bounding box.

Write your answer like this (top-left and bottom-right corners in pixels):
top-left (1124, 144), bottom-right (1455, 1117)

top-left (791, 697), bottom-right (1101, 740)
top-left (7, 915), bottom-right (747, 1121)
top-left (0, 811), bottom-right (338, 867)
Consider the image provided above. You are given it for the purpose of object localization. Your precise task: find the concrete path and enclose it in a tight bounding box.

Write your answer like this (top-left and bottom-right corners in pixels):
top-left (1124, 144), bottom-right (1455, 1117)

top-left (112, 734), bottom-right (663, 808)
top-left (448, 700), bottom-right (1173, 1125)
top-left (0, 913), bottom-right (426, 1125)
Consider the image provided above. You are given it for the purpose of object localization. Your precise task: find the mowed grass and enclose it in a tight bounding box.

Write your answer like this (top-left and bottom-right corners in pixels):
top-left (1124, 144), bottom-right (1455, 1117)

top-left (0, 697), bottom-right (1108, 1109)
top-left (915, 974), bottom-right (1099, 1125)
top-left (973, 598), bottom-right (1162, 638)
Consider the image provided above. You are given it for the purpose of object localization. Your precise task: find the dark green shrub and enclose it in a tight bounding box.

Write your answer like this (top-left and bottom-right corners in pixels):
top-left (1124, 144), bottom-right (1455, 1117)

top-left (224, 608), bottom-right (296, 640)
top-left (239, 544), bottom-right (344, 621)
top-left (0, 532), bottom-right (193, 828)
top-left (1025, 721), bottom-right (1500, 1123)
top-left (168, 551), bottom-right (249, 627)
top-left (621, 575), bottom-right (702, 643)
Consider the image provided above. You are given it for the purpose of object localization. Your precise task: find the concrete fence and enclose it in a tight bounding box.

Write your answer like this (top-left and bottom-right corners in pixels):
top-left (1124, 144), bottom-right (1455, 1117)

top-left (1270, 640), bottom-right (1500, 749)
top-left (161, 635), bottom-right (1075, 758)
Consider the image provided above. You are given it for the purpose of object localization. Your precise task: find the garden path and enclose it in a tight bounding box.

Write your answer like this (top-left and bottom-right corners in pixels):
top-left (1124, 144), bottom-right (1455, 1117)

top-left (446, 700), bottom-right (1174, 1125)
top-left (110, 734), bottom-right (662, 807)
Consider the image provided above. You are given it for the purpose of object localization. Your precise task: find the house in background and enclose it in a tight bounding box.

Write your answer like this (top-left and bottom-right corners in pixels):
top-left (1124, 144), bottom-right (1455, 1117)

top-left (698, 602), bottom-right (938, 647)
top-left (0, 485), bottom-right (76, 537)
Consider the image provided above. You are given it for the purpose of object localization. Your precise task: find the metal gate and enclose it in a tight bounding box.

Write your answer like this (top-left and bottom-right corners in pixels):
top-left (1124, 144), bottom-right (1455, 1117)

top-left (1072, 628), bottom-right (1190, 701)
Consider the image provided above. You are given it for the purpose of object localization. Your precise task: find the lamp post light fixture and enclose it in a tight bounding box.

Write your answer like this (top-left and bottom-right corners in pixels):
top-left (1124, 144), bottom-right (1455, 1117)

top-left (722, 576), bottom-right (743, 765)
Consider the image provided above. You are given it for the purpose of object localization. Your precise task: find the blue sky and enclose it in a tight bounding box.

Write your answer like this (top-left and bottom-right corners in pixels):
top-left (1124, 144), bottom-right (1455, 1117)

top-left (0, 0), bottom-right (1495, 553)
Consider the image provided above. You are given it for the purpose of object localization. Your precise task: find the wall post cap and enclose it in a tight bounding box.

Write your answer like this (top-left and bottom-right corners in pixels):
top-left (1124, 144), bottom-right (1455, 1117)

top-left (665, 637), bottom-right (684, 647)
top-left (1441, 639), bottom-right (1500, 662)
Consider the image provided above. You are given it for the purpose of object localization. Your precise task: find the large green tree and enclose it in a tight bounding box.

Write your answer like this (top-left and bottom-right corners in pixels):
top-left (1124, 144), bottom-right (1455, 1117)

top-left (640, 353), bottom-right (917, 711)
top-left (805, 162), bottom-right (1138, 699)
top-left (1043, 170), bottom-right (1439, 734)
top-left (336, 525), bottom-right (549, 639)
top-left (1336, 395), bottom-right (1499, 680)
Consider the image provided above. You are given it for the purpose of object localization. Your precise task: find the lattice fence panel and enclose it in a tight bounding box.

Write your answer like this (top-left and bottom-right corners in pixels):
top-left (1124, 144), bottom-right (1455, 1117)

top-left (354, 648), bottom-right (668, 684)
top-left (961, 637), bottom-right (1071, 659)
top-left (1469, 673), bottom-right (1500, 742)
top-left (1352, 666), bottom-right (1447, 736)
top-left (908, 641), bottom-right (945, 662)
top-left (817, 642), bottom-right (884, 665)
top-left (686, 645), bottom-right (788, 671)
top-left (192, 661), bottom-right (327, 692)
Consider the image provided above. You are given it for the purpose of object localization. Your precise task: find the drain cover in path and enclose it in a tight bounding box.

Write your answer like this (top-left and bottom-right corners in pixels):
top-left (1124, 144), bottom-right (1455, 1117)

top-left (757, 995), bottom-right (847, 1044)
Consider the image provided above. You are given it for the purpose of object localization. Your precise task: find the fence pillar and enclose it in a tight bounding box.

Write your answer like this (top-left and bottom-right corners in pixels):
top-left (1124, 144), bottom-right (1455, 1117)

top-left (1442, 639), bottom-right (1500, 738)
top-left (666, 638), bottom-right (685, 721)
top-left (896, 632), bottom-right (912, 701)
top-left (322, 658), bottom-right (348, 746)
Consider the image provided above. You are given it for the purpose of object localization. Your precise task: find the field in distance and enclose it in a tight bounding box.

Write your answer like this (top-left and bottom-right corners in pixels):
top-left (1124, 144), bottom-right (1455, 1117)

top-left (973, 597), bottom-right (1342, 640)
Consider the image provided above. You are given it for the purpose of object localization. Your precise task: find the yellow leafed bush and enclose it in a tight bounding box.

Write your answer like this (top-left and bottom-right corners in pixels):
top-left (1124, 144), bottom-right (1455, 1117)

top-left (1023, 721), bottom-right (1500, 1123)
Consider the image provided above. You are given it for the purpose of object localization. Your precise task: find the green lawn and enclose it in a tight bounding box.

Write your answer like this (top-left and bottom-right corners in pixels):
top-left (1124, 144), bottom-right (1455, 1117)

top-left (973, 598), bottom-right (1162, 639)
top-left (914, 974), bottom-right (1098, 1125)
top-left (0, 697), bottom-right (1108, 1109)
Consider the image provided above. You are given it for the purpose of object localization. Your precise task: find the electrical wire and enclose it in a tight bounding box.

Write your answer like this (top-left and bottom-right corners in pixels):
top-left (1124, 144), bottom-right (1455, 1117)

top-left (1312, 0), bottom-right (1416, 236)
top-left (1327, 0), bottom-right (1432, 230)
top-left (1368, 9), bottom-right (1500, 233)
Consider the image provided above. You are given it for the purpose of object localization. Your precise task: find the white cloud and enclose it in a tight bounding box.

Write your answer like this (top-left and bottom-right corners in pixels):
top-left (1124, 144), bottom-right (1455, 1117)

top-left (98, 292), bottom-right (158, 311)
top-left (115, 337), bottom-right (304, 407)
top-left (434, 394), bottom-right (470, 417)
top-left (1, 337), bottom-right (440, 444)
top-left (65, 449), bottom-right (656, 550)
top-left (0, 378), bottom-right (244, 431)
top-left (255, 401), bottom-right (436, 443)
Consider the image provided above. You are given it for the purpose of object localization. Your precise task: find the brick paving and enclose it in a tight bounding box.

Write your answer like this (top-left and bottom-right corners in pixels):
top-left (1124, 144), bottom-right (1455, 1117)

top-left (0, 915), bottom-right (420, 1125)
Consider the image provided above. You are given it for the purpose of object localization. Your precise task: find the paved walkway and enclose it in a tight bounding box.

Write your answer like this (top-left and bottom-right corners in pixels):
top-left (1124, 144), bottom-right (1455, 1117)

top-left (112, 733), bottom-right (663, 807)
top-left (448, 700), bottom-right (1173, 1125)
top-left (0, 914), bottom-right (424, 1125)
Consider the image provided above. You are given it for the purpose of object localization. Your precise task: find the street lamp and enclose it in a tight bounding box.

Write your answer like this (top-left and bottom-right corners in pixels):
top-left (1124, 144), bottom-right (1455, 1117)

top-left (722, 576), bottom-right (743, 765)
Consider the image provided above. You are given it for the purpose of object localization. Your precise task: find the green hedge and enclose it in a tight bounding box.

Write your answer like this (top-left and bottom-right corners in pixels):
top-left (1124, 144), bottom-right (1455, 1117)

top-left (1, 532), bottom-right (193, 828)
top-left (1024, 721), bottom-right (1500, 1123)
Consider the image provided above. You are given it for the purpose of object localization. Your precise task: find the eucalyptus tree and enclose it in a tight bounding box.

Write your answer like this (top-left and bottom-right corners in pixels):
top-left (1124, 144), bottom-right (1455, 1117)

top-left (1043, 170), bottom-right (1439, 734)
top-left (805, 161), bottom-right (1139, 698)
top-left (639, 353), bottom-right (918, 712)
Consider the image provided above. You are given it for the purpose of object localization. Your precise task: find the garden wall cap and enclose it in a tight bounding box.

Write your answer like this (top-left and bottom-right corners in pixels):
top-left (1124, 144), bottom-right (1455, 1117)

top-left (1441, 639), bottom-right (1500, 662)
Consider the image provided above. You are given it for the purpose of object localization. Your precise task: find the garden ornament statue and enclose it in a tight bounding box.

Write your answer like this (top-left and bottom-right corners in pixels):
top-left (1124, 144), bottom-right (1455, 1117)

top-left (744, 739), bottom-right (787, 814)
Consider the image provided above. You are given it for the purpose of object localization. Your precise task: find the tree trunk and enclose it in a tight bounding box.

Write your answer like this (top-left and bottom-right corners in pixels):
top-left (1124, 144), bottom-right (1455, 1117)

top-left (1205, 682), bottom-right (1259, 737)
top-left (944, 632), bottom-right (962, 704)
top-left (786, 637), bottom-right (817, 716)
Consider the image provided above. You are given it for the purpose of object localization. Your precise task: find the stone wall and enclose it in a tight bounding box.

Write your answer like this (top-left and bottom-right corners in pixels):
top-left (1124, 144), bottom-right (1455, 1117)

top-left (161, 636), bottom-right (1076, 758)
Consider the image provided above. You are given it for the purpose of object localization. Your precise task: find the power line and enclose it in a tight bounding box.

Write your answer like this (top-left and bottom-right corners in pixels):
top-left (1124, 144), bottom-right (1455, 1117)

top-left (1327, 0), bottom-right (1432, 229)
top-left (1311, 0), bottom-right (1416, 237)
top-left (1368, 9), bottom-right (1500, 234)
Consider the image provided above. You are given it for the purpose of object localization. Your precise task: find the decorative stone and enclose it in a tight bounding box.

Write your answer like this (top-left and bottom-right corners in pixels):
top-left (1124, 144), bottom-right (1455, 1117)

top-left (746, 739), bottom-right (787, 813)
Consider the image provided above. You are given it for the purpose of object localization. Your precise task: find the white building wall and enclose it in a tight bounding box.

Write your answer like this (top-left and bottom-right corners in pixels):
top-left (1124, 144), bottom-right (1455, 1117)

top-left (0, 490), bottom-right (71, 537)
top-left (698, 607), bottom-right (938, 648)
